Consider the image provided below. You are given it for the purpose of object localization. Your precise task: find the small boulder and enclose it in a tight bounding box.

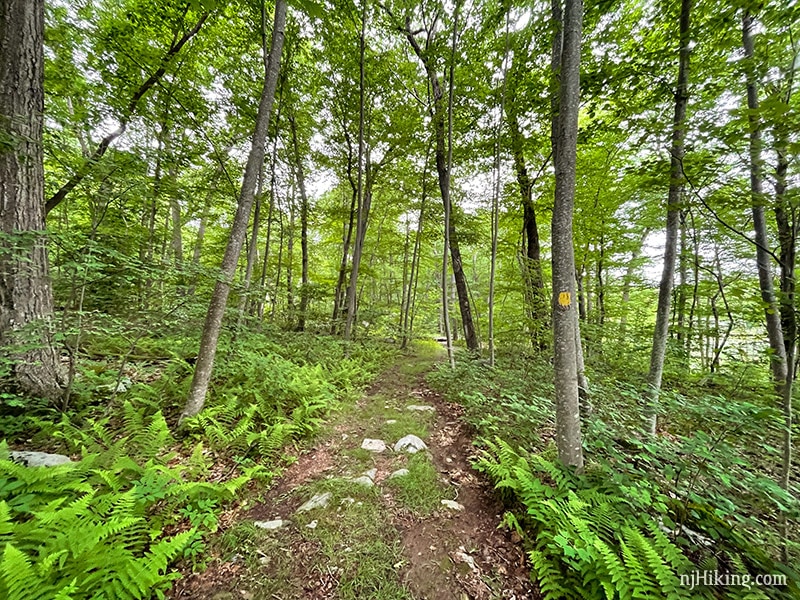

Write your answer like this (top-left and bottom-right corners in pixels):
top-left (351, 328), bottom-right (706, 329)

top-left (361, 438), bottom-right (387, 453)
top-left (351, 475), bottom-right (374, 487)
top-left (389, 468), bottom-right (410, 479)
top-left (406, 405), bottom-right (435, 412)
top-left (394, 434), bottom-right (427, 454)
top-left (9, 451), bottom-right (72, 467)
top-left (254, 519), bottom-right (284, 530)
top-left (440, 499), bottom-right (465, 511)
top-left (297, 492), bottom-right (332, 513)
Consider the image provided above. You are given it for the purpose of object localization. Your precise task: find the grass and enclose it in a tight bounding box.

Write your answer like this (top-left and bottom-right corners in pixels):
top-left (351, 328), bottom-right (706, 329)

top-left (385, 452), bottom-right (448, 516)
top-left (310, 499), bottom-right (411, 600)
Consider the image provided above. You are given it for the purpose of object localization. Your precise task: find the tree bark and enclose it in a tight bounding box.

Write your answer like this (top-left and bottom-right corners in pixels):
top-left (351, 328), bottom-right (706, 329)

top-left (506, 59), bottom-right (547, 345)
top-left (742, 10), bottom-right (792, 554)
top-left (181, 0), bottom-right (286, 421)
top-left (343, 0), bottom-right (369, 342)
top-left (644, 0), bottom-right (691, 435)
top-left (290, 115), bottom-right (310, 332)
top-left (0, 0), bottom-right (64, 400)
top-left (550, 0), bottom-right (584, 469)
top-left (774, 123), bottom-right (796, 371)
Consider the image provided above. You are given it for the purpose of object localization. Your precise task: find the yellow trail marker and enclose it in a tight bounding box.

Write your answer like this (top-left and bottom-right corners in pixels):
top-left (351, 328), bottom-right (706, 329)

top-left (558, 291), bottom-right (571, 307)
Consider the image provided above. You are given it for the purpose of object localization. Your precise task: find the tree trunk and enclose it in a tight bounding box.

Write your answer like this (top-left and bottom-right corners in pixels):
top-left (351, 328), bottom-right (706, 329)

top-left (257, 90), bottom-right (283, 320)
top-left (286, 180), bottom-right (296, 327)
top-left (0, 0), bottom-right (63, 400)
top-left (550, 0), bottom-right (584, 469)
top-left (331, 185), bottom-right (356, 334)
top-left (676, 211), bottom-right (688, 345)
top-left (399, 9), bottom-right (478, 355)
top-left (506, 59), bottom-right (547, 347)
top-left (343, 0), bottom-right (369, 342)
top-left (235, 168), bottom-right (263, 331)
top-left (774, 123), bottom-right (796, 372)
top-left (399, 216), bottom-right (411, 339)
top-left (643, 0), bottom-right (691, 435)
top-left (187, 180), bottom-right (215, 297)
top-left (619, 228), bottom-right (649, 336)
top-left (489, 14), bottom-right (510, 367)
top-left (742, 10), bottom-right (792, 555)
top-left (272, 197), bottom-right (284, 321)
top-left (181, 0), bottom-right (286, 421)
top-left (401, 143), bottom-right (430, 349)
top-left (290, 115), bottom-right (310, 332)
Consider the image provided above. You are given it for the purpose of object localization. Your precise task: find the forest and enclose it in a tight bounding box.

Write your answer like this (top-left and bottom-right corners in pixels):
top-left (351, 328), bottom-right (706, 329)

top-left (1, 0), bottom-right (799, 598)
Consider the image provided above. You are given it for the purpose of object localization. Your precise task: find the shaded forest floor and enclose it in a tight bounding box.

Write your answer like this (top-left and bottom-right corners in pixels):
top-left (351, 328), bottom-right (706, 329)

top-left (170, 345), bottom-right (536, 600)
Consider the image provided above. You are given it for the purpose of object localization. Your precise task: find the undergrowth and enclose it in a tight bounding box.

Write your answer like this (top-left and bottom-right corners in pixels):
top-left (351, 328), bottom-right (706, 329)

top-left (428, 348), bottom-right (800, 600)
top-left (0, 326), bottom-right (396, 599)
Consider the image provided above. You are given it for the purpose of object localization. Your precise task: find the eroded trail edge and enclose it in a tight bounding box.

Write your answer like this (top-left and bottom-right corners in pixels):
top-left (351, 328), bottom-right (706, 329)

top-left (173, 349), bottom-right (536, 600)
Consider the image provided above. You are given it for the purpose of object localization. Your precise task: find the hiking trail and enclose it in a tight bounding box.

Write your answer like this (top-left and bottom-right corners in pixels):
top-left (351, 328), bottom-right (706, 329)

top-left (171, 346), bottom-right (538, 600)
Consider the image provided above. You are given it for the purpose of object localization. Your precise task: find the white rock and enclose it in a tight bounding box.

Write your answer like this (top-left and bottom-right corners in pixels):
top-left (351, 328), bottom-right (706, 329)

top-left (453, 546), bottom-right (477, 571)
top-left (361, 438), bottom-right (387, 453)
top-left (306, 519), bottom-right (318, 529)
top-left (9, 451), bottom-right (72, 467)
top-left (297, 492), bottom-right (332, 513)
top-left (389, 468), bottom-right (410, 479)
top-left (394, 434), bottom-right (427, 454)
top-left (441, 499), bottom-right (465, 511)
top-left (385, 419), bottom-right (397, 425)
top-left (254, 518), bottom-right (284, 530)
top-left (351, 475), bottom-right (374, 487)
top-left (363, 468), bottom-right (377, 480)
top-left (406, 405), bottom-right (436, 412)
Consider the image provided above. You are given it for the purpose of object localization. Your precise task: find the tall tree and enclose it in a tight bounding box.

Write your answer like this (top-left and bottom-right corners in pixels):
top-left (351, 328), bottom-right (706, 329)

top-left (551, 0), bottom-right (584, 469)
top-left (180, 0), bottom-right (287, 422)
top-left (643, 0), bottom-right (691, 435)
top-left (742, 8), bottom-right (793, 555)
top-left (0, 0), bottom-right (64, 400)
top-left (343, 0), bottom-right (369, 342)
top-left (391, 5), bottom-right (480, 354)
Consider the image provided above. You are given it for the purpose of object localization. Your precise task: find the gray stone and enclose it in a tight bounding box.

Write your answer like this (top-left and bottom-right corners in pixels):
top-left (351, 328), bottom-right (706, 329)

top-left (363, 468), bottom-right (377, 480)
top-left (406, 404), bottom-right (435, 412)
top-left (253, 518), bottom-right (284, 530)
top-left (297, 492), bottom-right (332, 513)
top-left (394, 434), bottom-right (427, 454)
top-left (351, 476), bottom-right (374, 487)
top-left (389, 468), bottom-right (410, 479)
top-left (9, 451), bottom-right (72, 467)
top-left (361, 438), bottom-right (387, 453)
top-left (440, 499), bottom-right (465, 511)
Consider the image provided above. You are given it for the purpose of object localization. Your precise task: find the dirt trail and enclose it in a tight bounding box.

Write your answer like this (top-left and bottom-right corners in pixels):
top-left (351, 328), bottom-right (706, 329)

top-left (172, 349), bottom-right (538, 600)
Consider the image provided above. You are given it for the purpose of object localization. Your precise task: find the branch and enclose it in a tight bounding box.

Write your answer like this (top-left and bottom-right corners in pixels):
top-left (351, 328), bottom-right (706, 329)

top-left (45, 11), bottom-right (211, 215)
top-left (679, 157), bottom-right (784, 267)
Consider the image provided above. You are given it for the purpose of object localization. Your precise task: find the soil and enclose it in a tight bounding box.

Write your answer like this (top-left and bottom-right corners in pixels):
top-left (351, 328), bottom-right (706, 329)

top-left (169, 352), bottom-right (539, 600)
